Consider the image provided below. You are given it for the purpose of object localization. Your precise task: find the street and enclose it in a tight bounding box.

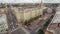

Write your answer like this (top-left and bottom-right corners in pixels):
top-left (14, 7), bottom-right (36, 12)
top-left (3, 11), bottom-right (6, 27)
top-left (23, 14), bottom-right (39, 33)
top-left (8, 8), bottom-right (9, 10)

top-left (22, 14), bottom-right (53, 34)
top-left (7, 6), bottom-right (18, 31)
top-left (10, 28), bottom-right (26, 34)
top-left (30, 14), bottom-right (53, 34)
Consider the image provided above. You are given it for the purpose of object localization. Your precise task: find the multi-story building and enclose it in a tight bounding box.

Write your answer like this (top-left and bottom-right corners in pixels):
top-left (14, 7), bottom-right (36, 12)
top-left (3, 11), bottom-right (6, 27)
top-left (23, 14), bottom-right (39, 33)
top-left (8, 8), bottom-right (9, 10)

top-left (45, 6), bottom-right (60, 34)
top-left (12, 3), bottom-right (44, 24)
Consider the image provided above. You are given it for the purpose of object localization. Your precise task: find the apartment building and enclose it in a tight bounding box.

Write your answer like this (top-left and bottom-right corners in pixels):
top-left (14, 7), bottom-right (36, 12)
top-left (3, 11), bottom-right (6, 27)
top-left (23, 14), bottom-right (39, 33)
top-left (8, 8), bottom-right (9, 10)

top-left (13, 3), bottom-right (44, 24)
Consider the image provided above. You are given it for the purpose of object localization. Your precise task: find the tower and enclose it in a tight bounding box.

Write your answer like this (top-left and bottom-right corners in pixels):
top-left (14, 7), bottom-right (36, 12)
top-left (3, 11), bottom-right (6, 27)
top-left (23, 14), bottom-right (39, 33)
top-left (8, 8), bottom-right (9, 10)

top-left (40, 0), bottom-right (44, 15)
top-left (41, 0), bottom-right (43, 6)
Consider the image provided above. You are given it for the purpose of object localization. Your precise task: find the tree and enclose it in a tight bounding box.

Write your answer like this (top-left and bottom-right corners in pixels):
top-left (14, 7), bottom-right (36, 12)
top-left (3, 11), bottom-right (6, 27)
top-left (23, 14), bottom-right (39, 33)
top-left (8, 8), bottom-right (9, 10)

top-left (38, 29), bottom-right (44, 34)
top-left (52, 4), bottom-right (59, 7)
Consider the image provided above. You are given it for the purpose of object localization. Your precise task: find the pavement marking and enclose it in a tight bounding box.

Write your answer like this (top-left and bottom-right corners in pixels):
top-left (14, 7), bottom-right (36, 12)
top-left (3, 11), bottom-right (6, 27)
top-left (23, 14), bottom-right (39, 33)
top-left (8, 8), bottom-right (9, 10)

top-left (21, 27), bottom-right (30, 34)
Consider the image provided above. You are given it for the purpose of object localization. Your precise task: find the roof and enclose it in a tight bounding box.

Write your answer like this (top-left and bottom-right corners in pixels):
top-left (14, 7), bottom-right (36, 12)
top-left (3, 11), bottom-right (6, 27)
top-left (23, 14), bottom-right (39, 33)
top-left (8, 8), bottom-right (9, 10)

top-left (52, 15), bottom-right (60, 23)
top-left (47, 7), bottom-right (60, 34)
top-left (51, 9), bottom-right (60, 23)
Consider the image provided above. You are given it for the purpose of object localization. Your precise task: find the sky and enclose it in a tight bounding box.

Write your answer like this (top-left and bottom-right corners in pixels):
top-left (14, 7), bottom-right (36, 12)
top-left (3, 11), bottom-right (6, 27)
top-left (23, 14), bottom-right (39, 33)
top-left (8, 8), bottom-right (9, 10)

top-left (0, 0), bottom-right (60, 3)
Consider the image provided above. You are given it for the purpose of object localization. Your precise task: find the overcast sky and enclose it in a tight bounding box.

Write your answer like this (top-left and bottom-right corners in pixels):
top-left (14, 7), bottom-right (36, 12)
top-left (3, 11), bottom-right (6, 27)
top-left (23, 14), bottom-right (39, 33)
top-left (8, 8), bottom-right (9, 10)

top-left (0, 0), bottom-right (60, 3)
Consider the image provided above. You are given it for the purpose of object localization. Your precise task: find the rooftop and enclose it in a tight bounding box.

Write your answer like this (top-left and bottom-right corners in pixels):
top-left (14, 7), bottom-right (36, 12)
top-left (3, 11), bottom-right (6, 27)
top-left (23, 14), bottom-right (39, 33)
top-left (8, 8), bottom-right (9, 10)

top-left (47, 6), bottom-right (60, 34)
top-left (51, 8), bottom-right (60, 23)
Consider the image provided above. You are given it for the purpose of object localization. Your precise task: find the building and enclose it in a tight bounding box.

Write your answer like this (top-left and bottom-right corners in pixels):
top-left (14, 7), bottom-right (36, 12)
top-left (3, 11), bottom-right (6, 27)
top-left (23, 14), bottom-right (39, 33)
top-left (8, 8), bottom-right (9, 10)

top-left (0, 8), bottom-right (8, 33)
top-left (45, 6), bottom-right (60, 34)
top-left (12, 3), bottom-right (45, 24)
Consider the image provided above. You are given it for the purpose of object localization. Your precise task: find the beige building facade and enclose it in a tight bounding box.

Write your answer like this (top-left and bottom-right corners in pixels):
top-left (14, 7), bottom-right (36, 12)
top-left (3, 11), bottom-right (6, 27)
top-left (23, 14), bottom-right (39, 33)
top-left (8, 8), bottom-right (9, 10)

top-left (13, 6), bottom-right (44, 24)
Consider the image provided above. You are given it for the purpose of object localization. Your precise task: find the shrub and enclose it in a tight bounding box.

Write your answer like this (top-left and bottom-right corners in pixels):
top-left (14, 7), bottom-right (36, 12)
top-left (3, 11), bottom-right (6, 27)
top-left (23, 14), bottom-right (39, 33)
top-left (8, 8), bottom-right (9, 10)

top-left (43, 19), bottom-right (51, 29)
top-left (44, 20), bottom-right (50, 26)
top-left (24, 20), bottom-right (28, 25)
top-left (38, 29), bottom-right (44, 34)
top-left (24, 18), bottom-right (34, 25)
top-left (34, 16), bottom-right (39, 20)
top-left (29, 18), bottom-right (34, 22)
top-left (24, 16), bottom-right (40, 25)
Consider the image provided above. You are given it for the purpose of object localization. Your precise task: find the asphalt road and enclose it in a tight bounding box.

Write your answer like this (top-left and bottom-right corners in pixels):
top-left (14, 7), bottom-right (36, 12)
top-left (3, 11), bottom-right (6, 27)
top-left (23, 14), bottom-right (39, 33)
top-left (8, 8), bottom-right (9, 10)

top-left (7, 6), bottom-right (18, 31)
top-left (30, 15), bottom-right (53, 34)
top-left (30, 20), bottom-right (48, 34)
top-left (10, 28), bottom-right (26, 34)
top-left (6, 6), bottom-right (27, 34)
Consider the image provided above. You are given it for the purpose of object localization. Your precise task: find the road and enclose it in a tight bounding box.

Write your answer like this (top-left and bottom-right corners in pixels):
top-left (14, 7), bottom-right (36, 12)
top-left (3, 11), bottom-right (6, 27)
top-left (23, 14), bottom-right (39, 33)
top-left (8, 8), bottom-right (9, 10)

top-left (6, 6), bottom-right (28, 34)
top-left (10, 28), bottom-right (26, 34)
top-left (7, 6), bottom-right (18, 31)
top-left (5, 27), bottom-right (26, 34)
top-left (22, 14), bottom-right (53, 34)
top-left (30, 15), bottom-right (52, 34)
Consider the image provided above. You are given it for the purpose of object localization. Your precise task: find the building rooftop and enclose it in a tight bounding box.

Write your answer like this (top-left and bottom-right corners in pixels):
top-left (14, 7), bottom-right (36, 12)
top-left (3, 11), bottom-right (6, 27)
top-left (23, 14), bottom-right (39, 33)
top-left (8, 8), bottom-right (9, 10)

top-left (51, 9), bottom-right (60, 23)
top-left (52, 14), bottom-right (60, 23)
top-left (46, 7), bottom-right (60, 34)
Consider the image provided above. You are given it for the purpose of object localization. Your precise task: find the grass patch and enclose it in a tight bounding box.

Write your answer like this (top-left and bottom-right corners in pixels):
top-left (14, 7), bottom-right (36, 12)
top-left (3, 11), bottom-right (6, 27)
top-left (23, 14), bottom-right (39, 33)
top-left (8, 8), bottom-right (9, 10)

top-left (38, 29), bottom-right (44, 34)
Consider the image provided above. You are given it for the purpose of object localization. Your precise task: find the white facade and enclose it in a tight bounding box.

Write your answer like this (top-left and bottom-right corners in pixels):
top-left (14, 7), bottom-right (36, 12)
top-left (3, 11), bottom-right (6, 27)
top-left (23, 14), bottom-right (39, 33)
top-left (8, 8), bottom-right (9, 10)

top-left (0, 9), bottom-right (8, 33)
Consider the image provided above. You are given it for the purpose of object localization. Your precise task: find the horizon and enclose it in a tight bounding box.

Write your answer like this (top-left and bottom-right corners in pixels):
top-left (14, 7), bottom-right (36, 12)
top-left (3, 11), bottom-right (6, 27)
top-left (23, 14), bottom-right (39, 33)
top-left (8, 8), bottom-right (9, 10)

top-left (0, 0), bottom-right (60, 3)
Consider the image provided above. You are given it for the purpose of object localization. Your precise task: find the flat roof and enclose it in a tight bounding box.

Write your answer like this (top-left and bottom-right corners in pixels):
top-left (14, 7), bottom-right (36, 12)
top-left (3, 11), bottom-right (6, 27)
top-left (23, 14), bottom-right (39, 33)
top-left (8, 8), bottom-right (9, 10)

top-left (51, 9), bottom-right (60, 23)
